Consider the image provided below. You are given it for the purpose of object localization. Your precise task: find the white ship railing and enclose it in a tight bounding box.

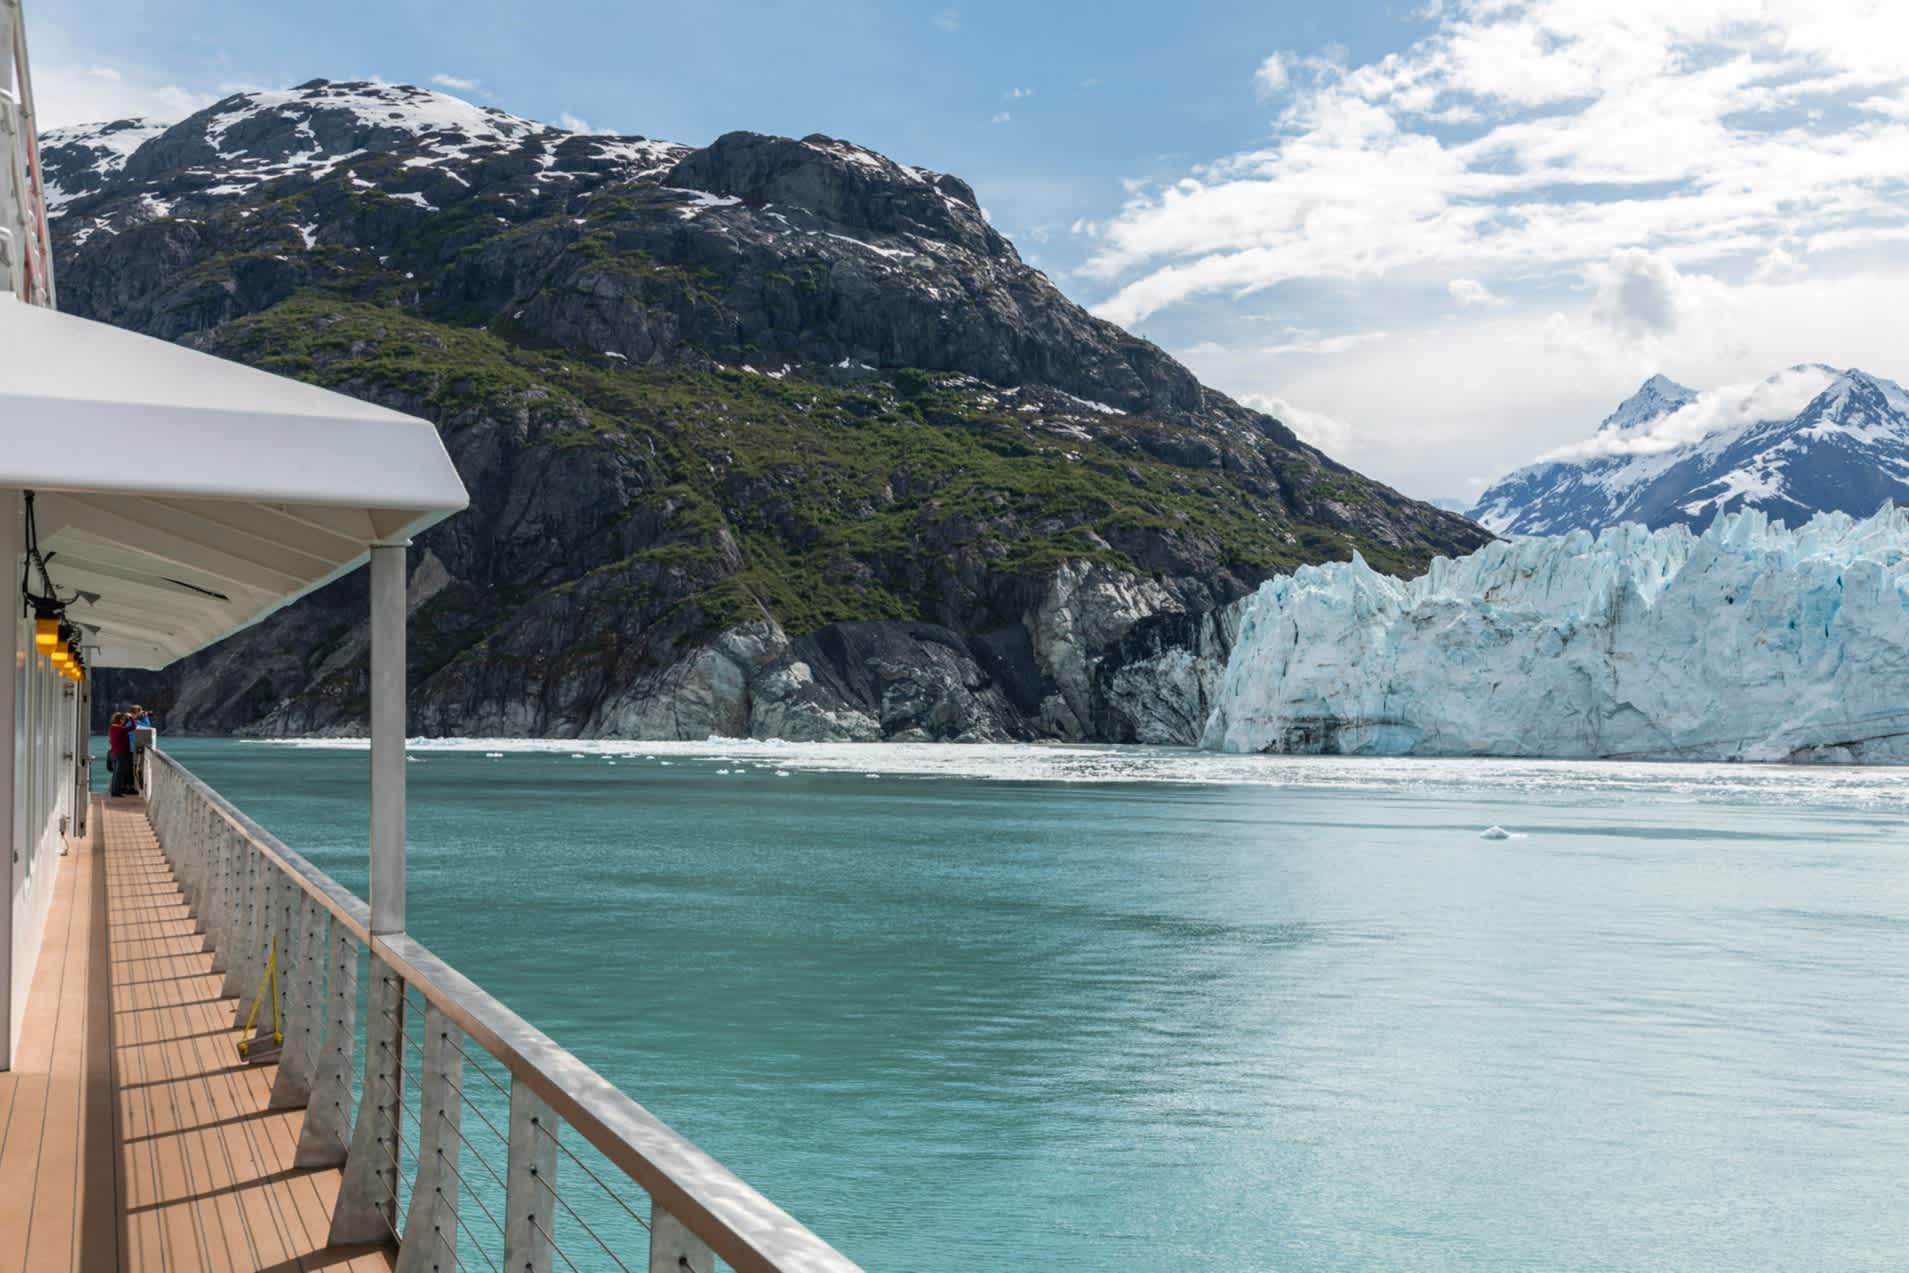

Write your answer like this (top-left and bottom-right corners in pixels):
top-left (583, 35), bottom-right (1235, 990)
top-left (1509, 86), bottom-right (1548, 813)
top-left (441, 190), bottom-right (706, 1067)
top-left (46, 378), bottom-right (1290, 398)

top-left (145, 746), bottom-right (864, 1273)
top-left (0, 0), bottom-right (57, 307)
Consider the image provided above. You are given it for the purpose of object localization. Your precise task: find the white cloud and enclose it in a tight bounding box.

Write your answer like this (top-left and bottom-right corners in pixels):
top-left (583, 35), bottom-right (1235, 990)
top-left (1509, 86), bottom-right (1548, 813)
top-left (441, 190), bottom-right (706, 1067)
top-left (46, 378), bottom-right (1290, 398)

top-left (33, 61), bottom-right (215, 128)
top-left (431, 73), bottom-right (481, 91)
top-left (558, 111), bottom-right (594, 133)
top-left (1243, 394), bottom-right (1355, 454)
top-left (1539, 366), bottom-right (1839, 462)
top-left (1180, 328), bottom-right (1386, 362)
top-left (1447, 276), bottom-right (1501, 306)
top-left (1263, 328), bottom-right (1388, 356)
top-left (1254, 53), bottom-right (1292, 98)
top-left (1005, 87), bottom-right (1034, 99)
top-left (1590, 250), bottom-right (1685, 338)
top-left (1085, 1), bottom-right (1909, 326)
top-left (991, 111), bottom-right (1011, 125)
top-left (932, 9), bottom-right (960, 31)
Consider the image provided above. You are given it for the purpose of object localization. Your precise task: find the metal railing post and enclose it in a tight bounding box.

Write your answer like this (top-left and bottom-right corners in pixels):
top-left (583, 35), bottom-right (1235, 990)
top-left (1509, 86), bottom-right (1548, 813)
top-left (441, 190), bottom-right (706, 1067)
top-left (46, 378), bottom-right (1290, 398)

top-left (503, 1078), bottom-right (559, 1273)
top-left (227, 836), bottom-right (262, 1020)
top-left (650, 1205), bottom-right (715, 1273)
top-left (295, 921), bottom-right (358, 1168)
top-left (203, 813), bottom-right (230, 966)
top-left (396, 1003), bottom-right (465, 1273)
top-left (330, 955), bottom-right (405, 1246)
top-left (270, 892), bottom-right (324, 1109)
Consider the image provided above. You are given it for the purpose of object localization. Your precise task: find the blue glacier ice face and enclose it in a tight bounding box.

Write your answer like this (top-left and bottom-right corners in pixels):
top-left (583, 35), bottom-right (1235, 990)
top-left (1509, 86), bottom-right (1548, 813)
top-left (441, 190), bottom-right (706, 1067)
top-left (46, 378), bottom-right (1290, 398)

top-left (1201, 505), bottom-right (1909, 762)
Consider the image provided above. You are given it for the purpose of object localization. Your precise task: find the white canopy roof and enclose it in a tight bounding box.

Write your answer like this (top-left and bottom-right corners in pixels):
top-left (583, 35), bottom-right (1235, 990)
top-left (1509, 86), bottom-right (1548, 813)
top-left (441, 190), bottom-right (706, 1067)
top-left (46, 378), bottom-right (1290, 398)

top-left (1, 295), bottom-right (469, 669)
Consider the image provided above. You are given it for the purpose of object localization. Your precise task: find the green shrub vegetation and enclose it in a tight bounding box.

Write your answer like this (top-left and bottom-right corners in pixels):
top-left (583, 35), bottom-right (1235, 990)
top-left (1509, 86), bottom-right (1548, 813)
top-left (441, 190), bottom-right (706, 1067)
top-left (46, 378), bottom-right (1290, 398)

top-left (219, 295), bottom-right (1416, 640)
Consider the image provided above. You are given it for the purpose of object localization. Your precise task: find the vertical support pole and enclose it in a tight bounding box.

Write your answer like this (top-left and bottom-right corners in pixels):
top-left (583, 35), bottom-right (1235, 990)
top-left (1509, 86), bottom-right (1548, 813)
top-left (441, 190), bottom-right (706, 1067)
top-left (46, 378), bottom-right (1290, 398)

top-left (203, 813), bottom-right (228, 965)
top-left (503, 1079), bottom-right (558, 1273)
top-left (649, 1206), bottom-right (715, 1273)
top-left (330, 956), bottom-right (404, 1246)
top-left (369, 540), bottom-right (407, 938)
top-left (295, 921), bottom-right (357, 1168)
top-left (0, 489), bottom-right (20, 1070)
top-left (71, 674), bottom-right (87, 839)
top-left (269, 894), bottom-right (324, 1109)
top-left (397, 1004), bottom-right (465, 1273)
top-left (226, 835), bottom-right (260, 1018)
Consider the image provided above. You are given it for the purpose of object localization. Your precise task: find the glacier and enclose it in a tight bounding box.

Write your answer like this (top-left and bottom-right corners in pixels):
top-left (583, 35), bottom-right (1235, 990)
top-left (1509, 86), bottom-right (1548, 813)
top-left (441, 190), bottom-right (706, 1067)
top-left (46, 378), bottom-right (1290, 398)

top-left (1201, 505), bottom-right (1909, 763)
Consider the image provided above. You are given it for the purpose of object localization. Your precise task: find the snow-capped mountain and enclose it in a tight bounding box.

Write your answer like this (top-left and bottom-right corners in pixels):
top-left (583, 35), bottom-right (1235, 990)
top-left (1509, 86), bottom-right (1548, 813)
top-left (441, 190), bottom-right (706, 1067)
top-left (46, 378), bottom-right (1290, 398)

top-left (38, 79), bottom-right (689, 247)
top-left (1469, 366), bottom-right (1909, 535)
top-left (1598, 373), bottom-right (1698, 433)
top-left (48, 77), bottom-right (1481, 741)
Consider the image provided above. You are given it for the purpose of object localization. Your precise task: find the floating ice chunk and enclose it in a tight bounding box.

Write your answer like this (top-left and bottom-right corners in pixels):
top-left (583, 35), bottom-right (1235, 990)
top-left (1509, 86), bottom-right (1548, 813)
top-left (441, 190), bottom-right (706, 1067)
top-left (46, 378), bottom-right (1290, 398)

top-left (776, 770), bottom-right (791, 777)
top-left (485, 751), bottom-right (503, 759)
top-left (1479, 826), bottom-right (1512, 840)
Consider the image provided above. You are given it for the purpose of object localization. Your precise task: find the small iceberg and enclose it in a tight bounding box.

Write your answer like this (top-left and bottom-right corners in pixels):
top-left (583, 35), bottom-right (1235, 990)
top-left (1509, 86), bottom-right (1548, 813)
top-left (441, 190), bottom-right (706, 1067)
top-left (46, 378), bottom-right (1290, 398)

top-left (1479, 826), bottom-right (1512, 840)
top-left (485, 751), bottom-right (504, 759)
top-left (775, 769), bottom-right (790, 777)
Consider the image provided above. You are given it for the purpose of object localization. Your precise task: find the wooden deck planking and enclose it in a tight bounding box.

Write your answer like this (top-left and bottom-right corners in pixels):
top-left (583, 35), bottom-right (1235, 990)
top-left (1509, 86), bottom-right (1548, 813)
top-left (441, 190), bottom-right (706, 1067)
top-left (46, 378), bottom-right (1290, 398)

top-left (0, 798), bottom-right (391, 1273)
top-left (0, 804), bottom-right (115, 1273)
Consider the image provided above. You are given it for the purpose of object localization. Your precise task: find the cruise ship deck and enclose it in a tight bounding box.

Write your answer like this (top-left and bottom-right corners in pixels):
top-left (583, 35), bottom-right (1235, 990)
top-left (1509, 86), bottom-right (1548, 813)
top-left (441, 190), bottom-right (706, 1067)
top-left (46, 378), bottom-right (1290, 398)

top-left (0, 798), bottom-right (388, 1273)
top-left (0, 801), bottom-right (391, 1267)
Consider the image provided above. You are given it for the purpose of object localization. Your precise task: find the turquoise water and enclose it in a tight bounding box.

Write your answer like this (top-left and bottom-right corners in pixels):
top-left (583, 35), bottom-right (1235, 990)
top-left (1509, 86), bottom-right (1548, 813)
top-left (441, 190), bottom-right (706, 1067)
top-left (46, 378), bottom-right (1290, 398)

top-left (150, 738), bottom-right (1909, 1270)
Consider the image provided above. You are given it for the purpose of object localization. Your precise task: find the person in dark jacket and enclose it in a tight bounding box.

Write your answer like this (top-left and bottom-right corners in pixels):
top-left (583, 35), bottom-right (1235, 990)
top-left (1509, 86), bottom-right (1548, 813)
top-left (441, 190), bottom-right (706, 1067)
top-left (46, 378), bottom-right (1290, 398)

top-left (128, 704), bottom-right (153, 791)
top-left (107, 712), bottom-right (134, 797)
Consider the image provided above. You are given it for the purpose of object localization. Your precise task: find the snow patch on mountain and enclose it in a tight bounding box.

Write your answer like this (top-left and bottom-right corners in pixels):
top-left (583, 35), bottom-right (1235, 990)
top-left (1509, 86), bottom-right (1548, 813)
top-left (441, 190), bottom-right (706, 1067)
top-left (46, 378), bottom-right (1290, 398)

top-left (38, 118), bottom-right (168, 207)
top-left (38, 80), bottom-right (690, 216)
top-left (1203, 505), bottom-right (1909, 763)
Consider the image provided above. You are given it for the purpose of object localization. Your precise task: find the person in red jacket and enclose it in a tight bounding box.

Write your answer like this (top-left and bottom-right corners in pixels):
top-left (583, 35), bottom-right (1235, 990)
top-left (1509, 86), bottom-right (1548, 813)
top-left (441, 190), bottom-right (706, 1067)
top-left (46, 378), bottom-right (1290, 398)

top-left (107, 712), bottom-right (134, 797)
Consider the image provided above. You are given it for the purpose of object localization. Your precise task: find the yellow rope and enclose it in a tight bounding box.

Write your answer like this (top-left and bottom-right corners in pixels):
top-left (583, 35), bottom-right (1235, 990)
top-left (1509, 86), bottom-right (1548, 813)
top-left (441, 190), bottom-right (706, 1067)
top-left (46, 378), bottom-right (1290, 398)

top-left (237, 932), bottom-right (285, 1058)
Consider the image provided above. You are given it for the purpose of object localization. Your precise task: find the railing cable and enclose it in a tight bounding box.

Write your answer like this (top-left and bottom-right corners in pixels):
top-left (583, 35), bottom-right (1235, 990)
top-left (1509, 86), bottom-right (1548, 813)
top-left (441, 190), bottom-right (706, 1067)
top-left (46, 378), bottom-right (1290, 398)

top-left (528, 1160), bottom-right (638, 1273)
top-left (533, 1116), bottom-right (654, 1234)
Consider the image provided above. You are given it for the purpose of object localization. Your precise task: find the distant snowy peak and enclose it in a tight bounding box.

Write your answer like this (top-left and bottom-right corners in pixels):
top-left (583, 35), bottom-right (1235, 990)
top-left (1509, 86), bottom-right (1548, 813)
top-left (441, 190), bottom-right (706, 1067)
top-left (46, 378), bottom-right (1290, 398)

top-left (1470, 366), bottom-right (1909, 536)
top-left (39, 79), bottom-right (689, 213)
top-left (1596, 373), bottom-right (1697, 434)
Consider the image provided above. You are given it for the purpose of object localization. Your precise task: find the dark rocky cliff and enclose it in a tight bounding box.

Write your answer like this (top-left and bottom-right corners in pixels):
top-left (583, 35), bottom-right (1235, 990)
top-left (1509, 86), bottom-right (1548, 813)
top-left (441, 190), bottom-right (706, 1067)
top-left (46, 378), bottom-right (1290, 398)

top-left (46, 81), bottom-right (1488, 742)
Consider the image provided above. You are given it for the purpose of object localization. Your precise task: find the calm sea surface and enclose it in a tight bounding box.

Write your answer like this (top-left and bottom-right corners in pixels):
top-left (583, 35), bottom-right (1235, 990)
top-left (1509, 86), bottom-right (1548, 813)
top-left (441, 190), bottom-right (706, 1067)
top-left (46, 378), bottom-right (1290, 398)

top-left (151, 738), bottom-right (1909, 1271)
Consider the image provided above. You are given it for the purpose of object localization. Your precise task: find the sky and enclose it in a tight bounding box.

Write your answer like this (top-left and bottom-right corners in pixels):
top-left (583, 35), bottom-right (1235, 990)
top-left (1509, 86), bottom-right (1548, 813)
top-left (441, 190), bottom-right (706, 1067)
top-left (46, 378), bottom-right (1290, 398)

top-left (27, 0), bottom-right (1909, 503)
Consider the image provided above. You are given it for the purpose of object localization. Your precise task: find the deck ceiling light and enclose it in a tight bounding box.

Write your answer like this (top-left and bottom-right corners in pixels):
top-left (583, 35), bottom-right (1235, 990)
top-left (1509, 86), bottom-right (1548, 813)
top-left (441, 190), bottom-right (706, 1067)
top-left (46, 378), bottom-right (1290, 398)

top-left (22, 495), bottom-right (85, 660)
